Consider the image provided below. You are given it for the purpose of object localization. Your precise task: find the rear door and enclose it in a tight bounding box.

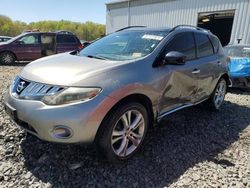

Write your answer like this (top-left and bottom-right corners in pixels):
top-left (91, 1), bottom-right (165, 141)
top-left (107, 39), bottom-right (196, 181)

top-left (193, 33), bottom-right (219, 101)
top-left (56, 34), bottom-right (80, 53)
top-left (158, 32), bottom-right (200, 114)
top-left (13, 34), bottom-right (41, 61)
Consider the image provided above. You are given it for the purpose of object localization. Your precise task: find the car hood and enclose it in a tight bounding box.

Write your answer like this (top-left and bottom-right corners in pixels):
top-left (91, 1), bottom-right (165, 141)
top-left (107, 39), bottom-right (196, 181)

top-left (20, 53), bottom-right (126, 86)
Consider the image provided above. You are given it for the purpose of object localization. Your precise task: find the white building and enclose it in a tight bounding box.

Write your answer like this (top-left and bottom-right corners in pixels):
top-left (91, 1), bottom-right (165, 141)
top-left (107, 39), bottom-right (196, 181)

top-left (106, 0), bottom-right (250, 46)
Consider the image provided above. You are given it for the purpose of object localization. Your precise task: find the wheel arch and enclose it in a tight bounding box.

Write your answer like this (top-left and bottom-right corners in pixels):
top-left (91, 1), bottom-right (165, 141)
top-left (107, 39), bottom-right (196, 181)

top-left (0, 50), bottom-right (17, 60)
top-left (220, 73), bottom-right (230, 88)
top-left (94, 93), bottom-right (155, 143)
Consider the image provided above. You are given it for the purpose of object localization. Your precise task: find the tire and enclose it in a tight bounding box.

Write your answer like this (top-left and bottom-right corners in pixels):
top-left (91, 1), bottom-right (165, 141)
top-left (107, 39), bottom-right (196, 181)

top-left (96, 102), bottom-right (149, 163)
top-left (0, 52), bottom-right (16, 64)
top-left (206, 78), bottom-right (227, 110)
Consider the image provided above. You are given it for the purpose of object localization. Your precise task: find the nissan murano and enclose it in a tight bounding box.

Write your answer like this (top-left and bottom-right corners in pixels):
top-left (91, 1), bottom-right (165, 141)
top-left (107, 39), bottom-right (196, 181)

top-left (4, 25), bottom-right (229, 162)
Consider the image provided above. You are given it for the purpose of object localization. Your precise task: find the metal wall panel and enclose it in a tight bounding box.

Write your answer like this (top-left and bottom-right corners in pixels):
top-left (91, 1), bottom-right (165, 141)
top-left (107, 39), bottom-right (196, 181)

top-left (106, 0), bottom-right (250, 44)
top-left (106, 6), bottom-right (129, 33)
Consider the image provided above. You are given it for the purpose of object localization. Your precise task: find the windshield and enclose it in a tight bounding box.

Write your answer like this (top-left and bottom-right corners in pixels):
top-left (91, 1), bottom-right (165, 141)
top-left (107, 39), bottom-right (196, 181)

top-left (79, 30), bottom-right (168, 61)
top-left (224, 46), bottom-right (250, 58)
top-left (5, 33), bottom-right (26, 43)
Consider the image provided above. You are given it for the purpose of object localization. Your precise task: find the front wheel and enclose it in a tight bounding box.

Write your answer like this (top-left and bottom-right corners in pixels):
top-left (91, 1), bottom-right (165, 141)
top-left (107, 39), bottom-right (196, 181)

top-left (97, 102), bottom-right (149, 163)
top-left (207, 78), bottom-right (227, 110)
top-left (0, 52), bottom-right (16, 64)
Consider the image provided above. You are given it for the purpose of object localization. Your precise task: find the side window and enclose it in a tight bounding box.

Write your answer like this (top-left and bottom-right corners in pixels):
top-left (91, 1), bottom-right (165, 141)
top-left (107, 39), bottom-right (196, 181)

top-left (209, 35), bottom-right (220, 53)
top-left (57, 35), bottom-right (76, 44)
top-left (63, 35), bottom-right (76, 43)
top-left (19, 34), bottom-right (39, 44)
top-left (56, 35), bottom-right (64, 44)
top-left (165, 32), bottom-right (196, 60)
top-left (195, 33), bottom-right (214, 58)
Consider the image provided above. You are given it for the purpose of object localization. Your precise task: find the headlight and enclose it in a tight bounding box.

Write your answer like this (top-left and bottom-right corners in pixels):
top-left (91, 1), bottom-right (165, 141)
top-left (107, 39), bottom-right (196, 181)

top-left (10, 76), bottom-right (20, 90)
top-left (42, 87), bottom-right (101, 105)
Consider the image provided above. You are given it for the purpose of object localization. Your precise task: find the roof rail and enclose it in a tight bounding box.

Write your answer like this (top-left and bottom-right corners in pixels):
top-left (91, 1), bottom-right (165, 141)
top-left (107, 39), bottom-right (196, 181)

top-left (170, 25), bottom-right (210, 33)
top-left (22, 29), bottom-right (40, 33)
top-left (55, 30), bottom-right (74, 35)
top-left (115, 26), bottom-right (146, 32)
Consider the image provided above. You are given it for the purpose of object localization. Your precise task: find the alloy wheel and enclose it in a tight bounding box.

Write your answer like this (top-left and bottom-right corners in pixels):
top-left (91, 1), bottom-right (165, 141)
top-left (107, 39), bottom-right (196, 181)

top-left (111, 110), bottom-right (145, 157)
top-left (0, 53), bottom-right (15, 64)
top-left (213, 80), bottom-right (226, 109)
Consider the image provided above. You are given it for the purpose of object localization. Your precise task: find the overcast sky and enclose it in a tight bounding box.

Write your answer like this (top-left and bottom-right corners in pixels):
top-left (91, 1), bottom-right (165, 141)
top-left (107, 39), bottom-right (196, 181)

top-left (0, 0), bottom-right (113, 24)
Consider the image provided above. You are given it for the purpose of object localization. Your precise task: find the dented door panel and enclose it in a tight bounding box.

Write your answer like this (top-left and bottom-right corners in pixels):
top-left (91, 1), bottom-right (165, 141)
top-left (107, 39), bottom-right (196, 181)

top-left (157, 60), bottom-right (200, 115)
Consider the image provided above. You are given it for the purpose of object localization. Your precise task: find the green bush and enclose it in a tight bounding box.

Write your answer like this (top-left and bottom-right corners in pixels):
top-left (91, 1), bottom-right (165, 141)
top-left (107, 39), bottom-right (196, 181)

top-left (0, 15), bottom-right (105, 41)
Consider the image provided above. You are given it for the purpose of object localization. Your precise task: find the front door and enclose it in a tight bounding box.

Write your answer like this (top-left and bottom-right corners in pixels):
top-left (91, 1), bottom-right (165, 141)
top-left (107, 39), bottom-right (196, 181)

top-left (157, 32), bottom-right (199, 114)
top-left (13, 34), bottom-right (41, 61)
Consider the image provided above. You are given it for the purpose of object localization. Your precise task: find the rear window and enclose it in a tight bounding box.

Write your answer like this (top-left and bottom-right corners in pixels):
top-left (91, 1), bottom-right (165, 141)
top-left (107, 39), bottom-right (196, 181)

top-left (57, 35), bottom-right (77, 44)
top-left (0, 38), bottom-right (10, 42)
top-left (195, 33), bottom-right (214, 58)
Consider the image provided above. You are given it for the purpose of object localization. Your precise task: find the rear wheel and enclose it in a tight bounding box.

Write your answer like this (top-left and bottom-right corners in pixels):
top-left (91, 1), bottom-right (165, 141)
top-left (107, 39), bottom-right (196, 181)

top-left (207, 78), bottom-right (227, 110)
top-left (0, 52), bottom-right (16, 64)
top-left (97, 102), bottom-right (148, 163)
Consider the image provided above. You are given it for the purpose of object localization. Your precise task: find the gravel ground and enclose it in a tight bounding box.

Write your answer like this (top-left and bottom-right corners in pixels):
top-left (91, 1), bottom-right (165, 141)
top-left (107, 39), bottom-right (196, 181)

top-left (0, 64), bottom-right (249, 188)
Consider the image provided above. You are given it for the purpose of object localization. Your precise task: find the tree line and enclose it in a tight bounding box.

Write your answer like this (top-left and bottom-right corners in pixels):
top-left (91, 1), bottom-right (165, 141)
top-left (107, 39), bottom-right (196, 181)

top-left (0, 15), bottom-right (105, 41)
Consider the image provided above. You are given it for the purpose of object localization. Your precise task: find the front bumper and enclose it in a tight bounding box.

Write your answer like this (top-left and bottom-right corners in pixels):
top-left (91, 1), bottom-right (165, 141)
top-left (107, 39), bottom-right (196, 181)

top-left (229, 76), bottom-right (250, 88)
top-left (4, 88), bottom-right (117, 143)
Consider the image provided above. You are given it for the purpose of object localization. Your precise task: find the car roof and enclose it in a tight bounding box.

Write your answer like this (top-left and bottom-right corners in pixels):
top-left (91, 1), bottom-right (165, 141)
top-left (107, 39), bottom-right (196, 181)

top-left (21, 31), bottom-right (76, 36)
top-left (0, 36), bottom-right (12, 38)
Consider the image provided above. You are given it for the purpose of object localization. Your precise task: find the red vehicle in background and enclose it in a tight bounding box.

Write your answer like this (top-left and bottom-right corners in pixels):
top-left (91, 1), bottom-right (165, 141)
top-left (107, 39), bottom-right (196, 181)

top-left (0, 30), bottom-right (83, 64)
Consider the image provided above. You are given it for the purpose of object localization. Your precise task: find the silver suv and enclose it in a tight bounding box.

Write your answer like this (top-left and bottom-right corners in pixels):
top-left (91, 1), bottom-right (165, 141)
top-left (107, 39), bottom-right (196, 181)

top-left (4, 25), bottom-right (229, 162)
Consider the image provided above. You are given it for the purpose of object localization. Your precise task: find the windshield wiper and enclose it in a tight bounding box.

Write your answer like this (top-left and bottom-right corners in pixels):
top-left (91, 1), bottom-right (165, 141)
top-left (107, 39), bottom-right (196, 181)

top-left (86, 55), bottom-right (108, 60)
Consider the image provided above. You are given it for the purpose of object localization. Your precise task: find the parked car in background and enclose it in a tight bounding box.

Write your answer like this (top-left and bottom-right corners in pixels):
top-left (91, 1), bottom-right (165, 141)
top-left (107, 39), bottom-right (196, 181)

top-left (0, 36), bottom-right (12, 42)
top-left (22, 29), bottom-right (40, 33)
top-left (4, 25), bottom-right (229, 163)
top-left (82, 40), bottom-right (91, 48)
top-left (80, 40), bottom-right (91, 48)
top-left (80, 39), bottom-right (85, 44)
top-left (0, 31), bottom-right (83, 64)
top-left (224, 44), bottom-right (250, 88)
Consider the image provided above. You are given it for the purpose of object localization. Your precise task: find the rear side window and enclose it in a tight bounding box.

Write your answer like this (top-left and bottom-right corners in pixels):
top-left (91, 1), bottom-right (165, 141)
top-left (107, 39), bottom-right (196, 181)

top-left (57, 35), bottom-right (77, 44)
top-left (210, 35), bottom-right (220, 53)
top-left (195, 33), bottom-right (214, 58)
top-left (165, 32), bottom-right (196, 60)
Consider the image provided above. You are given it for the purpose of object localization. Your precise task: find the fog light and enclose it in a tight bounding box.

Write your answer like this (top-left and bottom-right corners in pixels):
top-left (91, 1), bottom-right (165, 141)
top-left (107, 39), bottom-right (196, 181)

top-left (52, 126), bottom-right (72, 139)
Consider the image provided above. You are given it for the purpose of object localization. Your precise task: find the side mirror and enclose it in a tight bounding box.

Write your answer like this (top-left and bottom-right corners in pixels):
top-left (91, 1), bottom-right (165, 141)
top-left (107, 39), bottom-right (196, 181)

top-left (14, 40), bottom-right (24, 45)
top-left (163, 51), bottom-right (186, 65)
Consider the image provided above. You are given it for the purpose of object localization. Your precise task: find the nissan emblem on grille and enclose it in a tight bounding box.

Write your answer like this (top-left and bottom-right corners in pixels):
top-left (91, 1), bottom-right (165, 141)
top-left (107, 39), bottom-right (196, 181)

top-left (16, 81), bottom-right (28, 94)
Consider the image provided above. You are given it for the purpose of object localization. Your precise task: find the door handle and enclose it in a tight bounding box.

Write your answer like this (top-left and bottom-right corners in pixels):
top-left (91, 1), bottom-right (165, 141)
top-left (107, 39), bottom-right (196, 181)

top-left (192, 69), bottom-right (200, 74)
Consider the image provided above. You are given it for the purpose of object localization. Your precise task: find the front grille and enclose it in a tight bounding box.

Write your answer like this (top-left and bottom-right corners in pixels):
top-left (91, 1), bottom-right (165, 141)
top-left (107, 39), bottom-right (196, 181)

top-left (12, 76), bottom-right (64, 99)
